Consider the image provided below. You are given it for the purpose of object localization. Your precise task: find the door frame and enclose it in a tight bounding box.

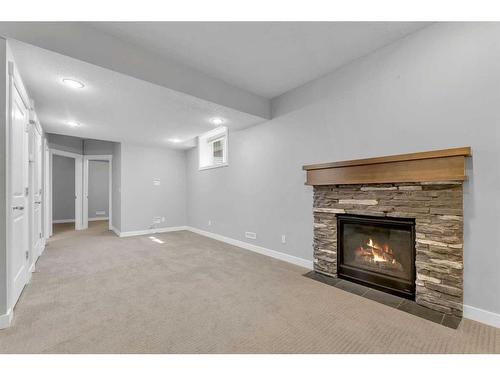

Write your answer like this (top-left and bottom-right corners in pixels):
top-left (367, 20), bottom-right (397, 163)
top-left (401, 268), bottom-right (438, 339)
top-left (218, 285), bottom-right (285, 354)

top-left (49, 149), bottom-right (84, 231)
top-left (83, 155), bottom-right (112, 230)
top-left (43, 138), bottom-right (50, 240)
top-left (27, 114), bottom-right (43, 272)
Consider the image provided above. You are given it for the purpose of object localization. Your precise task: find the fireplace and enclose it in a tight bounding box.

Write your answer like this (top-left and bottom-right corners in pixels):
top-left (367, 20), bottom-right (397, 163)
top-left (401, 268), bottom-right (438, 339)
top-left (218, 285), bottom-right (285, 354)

top-left (337, 215), bottom-right (416, 299)
top-left (304, 148), bottom-right (471, 318)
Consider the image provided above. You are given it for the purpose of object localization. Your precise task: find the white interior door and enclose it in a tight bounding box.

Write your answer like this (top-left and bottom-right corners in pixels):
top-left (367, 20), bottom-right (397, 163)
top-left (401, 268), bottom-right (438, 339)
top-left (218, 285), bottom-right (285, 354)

top-left (9, 83), bottom-right (29, 307)
top-left (50, 149), bottom-right (83, 231)
top-left (32, 126), bottom-right (43, 258)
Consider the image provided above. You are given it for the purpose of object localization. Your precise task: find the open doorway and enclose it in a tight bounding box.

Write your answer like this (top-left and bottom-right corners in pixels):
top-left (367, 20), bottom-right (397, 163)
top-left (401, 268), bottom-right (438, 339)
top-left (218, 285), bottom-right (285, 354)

top-left (50, 149), bottom-right (83, 235)
top-left (83, 155), bottom-right (112, 230)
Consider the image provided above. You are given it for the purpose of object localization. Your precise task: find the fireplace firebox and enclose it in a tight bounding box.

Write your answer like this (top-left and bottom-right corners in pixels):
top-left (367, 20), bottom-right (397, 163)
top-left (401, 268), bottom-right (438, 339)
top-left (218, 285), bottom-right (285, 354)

top-left (337, 214), bottom-right (416, 299)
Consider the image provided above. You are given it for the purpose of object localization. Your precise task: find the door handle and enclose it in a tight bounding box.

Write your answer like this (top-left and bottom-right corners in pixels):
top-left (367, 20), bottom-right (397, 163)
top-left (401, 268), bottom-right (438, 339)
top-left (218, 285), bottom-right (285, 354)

top-left (13, 206), bottom-right (25, 210)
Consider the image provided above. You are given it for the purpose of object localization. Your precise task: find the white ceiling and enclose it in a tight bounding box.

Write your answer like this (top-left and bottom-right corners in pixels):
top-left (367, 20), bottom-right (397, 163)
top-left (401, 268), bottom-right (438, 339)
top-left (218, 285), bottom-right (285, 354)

top-left (10, 40), bottom-right (264, 149)
top-left (7, 22), bottom-right (431, 150)
top-left (88, 22), bottom-right (430, 98)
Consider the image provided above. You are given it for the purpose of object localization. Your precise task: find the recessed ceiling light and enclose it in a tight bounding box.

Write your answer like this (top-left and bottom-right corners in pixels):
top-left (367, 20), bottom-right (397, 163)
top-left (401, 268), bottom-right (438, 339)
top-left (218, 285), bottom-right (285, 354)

top-left (62, 78), bottom-right (85, 89)
top-left (168, 138), bottom-right (182, 143)
top-left (210, 117), bottom-right (225, 126)
top-left (67, 121), bottom-right (80, 127)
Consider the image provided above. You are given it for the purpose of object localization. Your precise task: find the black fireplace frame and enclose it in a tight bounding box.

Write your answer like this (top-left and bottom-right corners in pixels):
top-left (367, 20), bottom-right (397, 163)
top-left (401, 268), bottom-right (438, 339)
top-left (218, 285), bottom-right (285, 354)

top-left (337, 214), bottom-right (416, 300)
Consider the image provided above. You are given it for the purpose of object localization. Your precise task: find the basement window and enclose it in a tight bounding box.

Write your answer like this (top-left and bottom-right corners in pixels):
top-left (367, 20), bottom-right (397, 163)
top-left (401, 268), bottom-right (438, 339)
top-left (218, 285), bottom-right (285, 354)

top-left (198, 126), bottom-right (228, 170)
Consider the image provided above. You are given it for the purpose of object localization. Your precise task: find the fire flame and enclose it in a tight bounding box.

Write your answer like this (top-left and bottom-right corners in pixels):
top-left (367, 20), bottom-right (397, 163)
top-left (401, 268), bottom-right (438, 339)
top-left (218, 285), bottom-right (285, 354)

top-left (356, 238), bottom-right (398, 264)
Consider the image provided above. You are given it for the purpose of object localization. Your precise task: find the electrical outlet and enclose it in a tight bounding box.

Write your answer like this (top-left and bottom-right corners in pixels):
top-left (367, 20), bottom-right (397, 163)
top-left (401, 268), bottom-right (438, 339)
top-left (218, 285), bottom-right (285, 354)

top-left (281, 235), bottom-right (286, 244)
top-left (153, 217), bottom-right (161, 224)
top-left (245, 232), bottom-right (257, 240)
top-left (208, 220), bottom-right (212, 226)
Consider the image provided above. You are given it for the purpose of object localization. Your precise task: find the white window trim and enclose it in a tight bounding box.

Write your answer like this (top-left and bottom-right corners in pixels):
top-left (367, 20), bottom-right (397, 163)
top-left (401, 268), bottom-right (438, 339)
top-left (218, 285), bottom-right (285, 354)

top-left (199, 162), bottom-right (229, 171)
top-left (198, 126), bottom-right (228, 171)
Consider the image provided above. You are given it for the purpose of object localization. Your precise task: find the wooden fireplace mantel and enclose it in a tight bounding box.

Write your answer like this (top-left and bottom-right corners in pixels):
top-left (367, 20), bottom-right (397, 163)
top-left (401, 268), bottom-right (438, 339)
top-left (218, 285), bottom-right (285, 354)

top-left (302, 147), bottom-right (472, 185)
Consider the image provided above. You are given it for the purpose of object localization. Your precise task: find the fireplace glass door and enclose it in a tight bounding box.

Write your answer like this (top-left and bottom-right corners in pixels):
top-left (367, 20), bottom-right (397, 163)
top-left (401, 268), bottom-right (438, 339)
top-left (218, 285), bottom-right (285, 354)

top-left (338, 215), bottom-right (416, 299)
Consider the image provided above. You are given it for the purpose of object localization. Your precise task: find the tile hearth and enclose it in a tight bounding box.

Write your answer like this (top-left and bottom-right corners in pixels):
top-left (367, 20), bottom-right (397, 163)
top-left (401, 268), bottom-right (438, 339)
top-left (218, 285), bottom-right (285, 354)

top-left (304, 271), bottom-right (462, 329)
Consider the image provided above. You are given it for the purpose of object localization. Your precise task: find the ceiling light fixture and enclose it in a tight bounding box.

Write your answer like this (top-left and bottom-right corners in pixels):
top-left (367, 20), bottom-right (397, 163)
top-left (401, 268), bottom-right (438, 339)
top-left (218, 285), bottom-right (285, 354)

top-left (62, 78), bottom-right (85, 89)
top-left (67, 121), bottom-right (80, 127)
top-left (210, 117), bottom-right (225, 126)
top-left (168, 138), bottom-right (182, 143)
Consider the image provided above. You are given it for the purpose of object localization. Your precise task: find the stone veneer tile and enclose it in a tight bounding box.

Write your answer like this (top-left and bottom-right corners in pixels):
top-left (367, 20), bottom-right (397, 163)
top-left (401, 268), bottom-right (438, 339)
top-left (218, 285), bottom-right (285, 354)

top-left (312, 182), bottom-right (464, 318)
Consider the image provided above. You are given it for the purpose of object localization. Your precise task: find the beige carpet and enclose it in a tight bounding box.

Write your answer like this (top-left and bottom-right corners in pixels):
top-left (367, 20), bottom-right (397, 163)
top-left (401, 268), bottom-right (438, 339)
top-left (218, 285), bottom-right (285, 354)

top-left (0, 221), bottom-right (499, 353)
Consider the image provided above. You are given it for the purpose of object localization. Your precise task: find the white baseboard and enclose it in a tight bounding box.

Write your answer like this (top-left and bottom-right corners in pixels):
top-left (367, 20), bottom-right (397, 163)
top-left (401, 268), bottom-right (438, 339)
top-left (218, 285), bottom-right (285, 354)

top-left (186, 226), bottom-right (313, 270)
top-left (110, 225), bottom-right (121, 237)
top-left (115, 226), bottom-right (189, 238)
top-left (464, 304), bottom-right (500, 328)
top-left (40, 243), bottom-right (46, 256)
top-left (89, 217), bottom-right (109, 221)
top-left (110, 224), bottom-right (312, 269)
top-left (53, 219), bottom-right (75, 224)
top-left (0, 309), bottom-right (13, 330)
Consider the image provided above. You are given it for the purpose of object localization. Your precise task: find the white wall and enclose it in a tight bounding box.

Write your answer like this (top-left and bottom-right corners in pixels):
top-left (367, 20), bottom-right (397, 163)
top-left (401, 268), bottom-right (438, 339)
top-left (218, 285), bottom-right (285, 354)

top-left (52, 155), bottom-right (75, 222)
top-left (48, 133), bottom-right (117, 156)
top-left (121, 143), bottom-right (186, 232)
top-left (88, 160), bottom-right (109, 219)
top-left (84, 139), bottom-right (115, 155)
top-left (47, 133), bottom-right (83, 154)
top-left (186, 23), bottom-right (500, 318)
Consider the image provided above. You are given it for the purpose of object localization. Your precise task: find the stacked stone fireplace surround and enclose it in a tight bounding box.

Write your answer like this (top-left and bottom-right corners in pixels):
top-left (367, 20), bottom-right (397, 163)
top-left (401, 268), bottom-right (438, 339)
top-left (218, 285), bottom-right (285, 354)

top-left (313, 182), bottom-right (464, 318)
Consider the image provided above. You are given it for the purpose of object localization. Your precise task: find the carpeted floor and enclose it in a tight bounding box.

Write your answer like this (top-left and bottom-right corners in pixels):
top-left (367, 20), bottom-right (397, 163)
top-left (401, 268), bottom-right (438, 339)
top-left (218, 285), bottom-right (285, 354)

top-left (0, 221), bottom-right (499, 353)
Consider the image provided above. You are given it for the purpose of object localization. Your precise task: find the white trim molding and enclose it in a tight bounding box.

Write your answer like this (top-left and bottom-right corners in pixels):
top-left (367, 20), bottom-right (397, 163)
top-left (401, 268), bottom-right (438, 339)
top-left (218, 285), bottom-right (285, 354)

top-left (51, 148), bottom-right (82, 159)
top-left (0, 309), bottom-right (13, 330)
top-left (110, 226), bottom-right (120, 237)
top-left (83, 155), bottom-right (113, 231)
top-left (113, 226), bottom-right (189, 238)
top-left (50, 148), bottom-right (84, 230)
top-left (88, 217), bottom-right (109, 222)
top-left (187, 227), bottom-right (313, 269)
top-left (109, 224), bottom-right (312, 269)
top-left (464, 304), bottom-right (500, 329)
